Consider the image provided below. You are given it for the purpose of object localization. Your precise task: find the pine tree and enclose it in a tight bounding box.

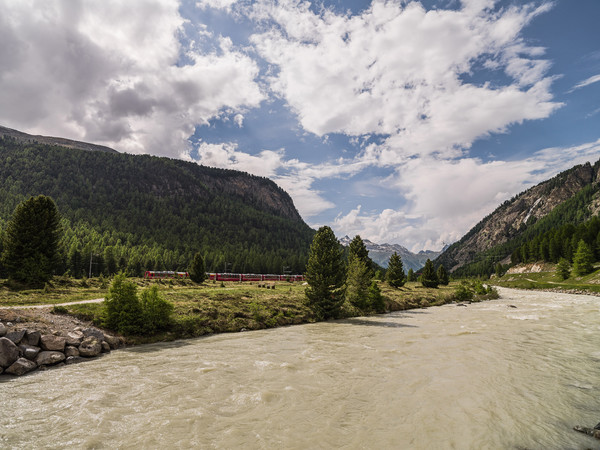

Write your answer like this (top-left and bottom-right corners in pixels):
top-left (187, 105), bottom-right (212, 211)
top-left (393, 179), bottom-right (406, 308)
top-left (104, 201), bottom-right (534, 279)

top-left (421, 259), bottom-right (439, 288)
top-left (572, 240), bottom-right (594, 276)
top-left (345, 235), bottom-right (373, 309)
top-left (407, 268), bottom-right (415, 282)
top-left (348, 235), bottom-right (373, 276)
top-left (190, 252), bottom-right (207, 283)
top-left (386, 252), bottom-right (406, 288)
top-left (305, 226), bottom-right (346, 320)
top-left (1, 195), bottom-right (62, 285)
top-left (437, 264), bottom-right (449, 285)
top-left (556, 257), bottom-right (571, 280)
top-left (345, 255), bottom-right (371, 310)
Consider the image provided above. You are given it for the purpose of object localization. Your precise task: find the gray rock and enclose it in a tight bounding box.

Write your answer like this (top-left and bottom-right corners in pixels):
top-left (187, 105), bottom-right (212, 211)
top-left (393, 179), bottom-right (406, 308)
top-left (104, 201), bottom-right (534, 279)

top-left (23, 330), bottom-right (41, 347)
top-left (101, 341), bottom-right (111, 353)
top-left (0, 322), bottom-right (6, 337)
top-left (83, 328), bottom-right (105, 342)
top-left (5, 357), bottom-right (37, 376)
top-left (64, 331), bottom-right (84, 346)
top-left (79, 336), bottom-right (102, 357)
top-left (19, 344), bottom-right (41, 361)
top-left (35, 351), bottom-right (66, 366)
top-left (64, 345), bottom-right (80, 358)
top-left (5, 329), bottom-right (26, 345)
top-left (65, 356), bottom-right (85, 365)
top-left (104, 334), bottom-right (121, 349)
top-left (0, 337), bottom-right (20, 368)
top-left (40, 334), bottom-right (66, 352)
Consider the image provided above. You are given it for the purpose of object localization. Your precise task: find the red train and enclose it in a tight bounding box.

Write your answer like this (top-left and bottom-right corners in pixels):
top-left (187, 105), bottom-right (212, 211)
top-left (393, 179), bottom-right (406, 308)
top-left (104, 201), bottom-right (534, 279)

top-left (208, 273), bottom-right (305, 282)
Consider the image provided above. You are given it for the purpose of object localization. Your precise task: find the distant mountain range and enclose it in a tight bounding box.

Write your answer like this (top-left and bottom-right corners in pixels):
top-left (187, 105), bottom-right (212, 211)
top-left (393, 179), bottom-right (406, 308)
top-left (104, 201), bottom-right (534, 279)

top-left (339, 235), bottom-right (443, 271)
top-left (435, 159), bottom-right (600, 276)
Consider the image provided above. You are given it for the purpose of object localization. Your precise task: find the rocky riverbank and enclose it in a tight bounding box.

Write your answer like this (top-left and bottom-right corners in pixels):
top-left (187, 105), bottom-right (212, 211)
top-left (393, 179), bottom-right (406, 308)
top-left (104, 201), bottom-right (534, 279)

top-left (0, 308), bottom-right (124, 377)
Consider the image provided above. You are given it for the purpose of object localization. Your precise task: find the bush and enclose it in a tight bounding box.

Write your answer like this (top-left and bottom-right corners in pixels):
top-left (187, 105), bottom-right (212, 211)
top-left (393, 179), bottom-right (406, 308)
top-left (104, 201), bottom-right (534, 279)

top-left (105, 274), bottom-right (174, 335)
top-left (140, 285), bottom-right (174, 333)
top-left (454, 283), bottom-right (474, 301)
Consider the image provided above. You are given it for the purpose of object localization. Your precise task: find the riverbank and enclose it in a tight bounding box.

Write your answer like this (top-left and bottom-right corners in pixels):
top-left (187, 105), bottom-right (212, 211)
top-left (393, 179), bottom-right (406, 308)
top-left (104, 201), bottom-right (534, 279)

top-left (1, 278), bottom-right (495, 377)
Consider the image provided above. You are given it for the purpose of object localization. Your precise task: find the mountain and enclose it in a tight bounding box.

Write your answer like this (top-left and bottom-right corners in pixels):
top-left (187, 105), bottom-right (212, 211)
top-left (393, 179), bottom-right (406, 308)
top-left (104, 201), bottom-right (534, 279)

top-left (0, 131), bottom-right (314, 277)
top-left (339, 236), bottom-right (442, 272)
top-left (435, 159), bottom-right (600, 276)
top-left (0, 125), bottom-right (118, 154)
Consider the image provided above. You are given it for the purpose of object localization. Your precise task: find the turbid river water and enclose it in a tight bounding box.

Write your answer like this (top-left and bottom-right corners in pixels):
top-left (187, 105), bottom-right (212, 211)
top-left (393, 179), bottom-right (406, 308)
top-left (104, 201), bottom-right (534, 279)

top-left (2, 287), bottom-right (600, 449)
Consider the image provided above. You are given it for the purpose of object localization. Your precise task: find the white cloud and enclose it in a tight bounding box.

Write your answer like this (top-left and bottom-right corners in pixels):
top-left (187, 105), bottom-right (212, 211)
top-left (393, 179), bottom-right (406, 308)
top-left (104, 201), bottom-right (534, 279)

top-left (333, 139), bottom-right (600, 251)
top-left (251, 0), bottom-right (560, 159)
top-left (0, 0), bottom-right (264, 157)
top-left (197, 0), bottom-right (239, 12)
top-left (569, 74), bottom-right (600, 92)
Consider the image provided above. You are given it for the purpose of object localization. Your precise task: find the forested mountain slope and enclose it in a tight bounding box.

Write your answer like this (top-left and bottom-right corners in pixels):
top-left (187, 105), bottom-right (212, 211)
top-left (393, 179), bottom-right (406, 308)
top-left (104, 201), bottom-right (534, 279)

top-left (0, 136), bottom-right (314, 276)
top-left (435, 159), bottom-right (600, 276)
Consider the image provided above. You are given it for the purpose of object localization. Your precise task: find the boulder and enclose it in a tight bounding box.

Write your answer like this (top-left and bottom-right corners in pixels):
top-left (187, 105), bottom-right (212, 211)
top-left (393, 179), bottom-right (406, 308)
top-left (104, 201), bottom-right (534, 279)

top-left (5, 329), bottom-right (26, 345)
top-left (64, 346), bottom-right (80, 358)
top-left (101, 341), bottom-right (111, 353)
top-left (79, 336), bottom-right (102, 357)
top-left (0, 322), bottom-right (6, 337)
top-left (104, 334), bottom-right (121, 349)
top-left (0, 337), bottom-right (20, 368)
top-left (65, 356), bottom-right (86, 365)
top-left (5, 357), bottom-right (37, 376)
top-left (35, 351), bottom-right (65, 366)
top-left (83, 328), bottom-right (105, 342)
top-left (64, 331), bottom-right (84, 346)
top-left (19, 344), bottom-right (41, 361)
top-left (23, 330), bottom-right (41, 347)
top-left (40, 334), bottom-right (66, 352)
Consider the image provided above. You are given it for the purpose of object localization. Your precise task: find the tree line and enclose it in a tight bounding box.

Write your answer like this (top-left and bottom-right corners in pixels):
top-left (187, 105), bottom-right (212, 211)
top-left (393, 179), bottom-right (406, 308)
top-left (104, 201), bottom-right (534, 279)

top-left (0, 137), bottom-right (314, 280)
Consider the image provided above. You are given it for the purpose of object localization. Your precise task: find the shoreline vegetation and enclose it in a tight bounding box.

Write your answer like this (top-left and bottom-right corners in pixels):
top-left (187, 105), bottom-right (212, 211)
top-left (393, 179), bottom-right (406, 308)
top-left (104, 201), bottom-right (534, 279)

top-left (1, 276), bottom-right (499, 378)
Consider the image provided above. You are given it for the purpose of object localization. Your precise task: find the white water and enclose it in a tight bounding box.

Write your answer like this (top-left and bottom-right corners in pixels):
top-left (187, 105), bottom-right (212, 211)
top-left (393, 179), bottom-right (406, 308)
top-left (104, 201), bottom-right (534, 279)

top-left (2, 288), bottom-right (600, 449)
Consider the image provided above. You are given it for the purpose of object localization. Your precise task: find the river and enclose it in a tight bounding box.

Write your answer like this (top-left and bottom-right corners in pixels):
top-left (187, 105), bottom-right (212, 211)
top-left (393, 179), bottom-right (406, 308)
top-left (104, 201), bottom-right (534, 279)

top-left (1, 287), bottom-right (600, 449)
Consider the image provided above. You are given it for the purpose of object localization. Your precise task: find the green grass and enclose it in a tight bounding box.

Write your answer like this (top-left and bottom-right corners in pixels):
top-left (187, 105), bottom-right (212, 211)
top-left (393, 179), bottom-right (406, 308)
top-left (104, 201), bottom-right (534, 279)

top-left (1, 276), bottom-right (498, 344)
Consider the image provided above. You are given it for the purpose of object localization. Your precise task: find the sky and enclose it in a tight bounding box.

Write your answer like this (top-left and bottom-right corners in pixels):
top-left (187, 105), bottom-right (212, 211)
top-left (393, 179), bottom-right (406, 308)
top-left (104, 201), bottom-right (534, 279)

top-left (1, 0), bottom-right (599, 252)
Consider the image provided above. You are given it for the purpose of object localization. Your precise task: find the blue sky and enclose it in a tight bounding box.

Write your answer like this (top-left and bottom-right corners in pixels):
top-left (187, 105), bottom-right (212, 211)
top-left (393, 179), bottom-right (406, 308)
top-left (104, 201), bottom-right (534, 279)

top-left (1, 0), bottom-right (599, 251)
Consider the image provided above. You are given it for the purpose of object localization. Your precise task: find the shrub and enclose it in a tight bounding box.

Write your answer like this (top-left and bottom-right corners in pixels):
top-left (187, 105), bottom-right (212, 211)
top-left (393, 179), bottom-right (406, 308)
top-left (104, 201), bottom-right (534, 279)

top-left (140, 285), bottom-right (174, 333)
top-left (454, 283), bottom-right (473, 301)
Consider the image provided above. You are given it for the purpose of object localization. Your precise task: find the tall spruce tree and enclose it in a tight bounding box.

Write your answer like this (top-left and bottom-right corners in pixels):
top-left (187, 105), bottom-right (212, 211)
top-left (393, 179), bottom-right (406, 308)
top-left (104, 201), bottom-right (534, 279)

top-left (420, 259), bottom-right (439, 288)
top-left (407, 268), bottom-right (415, 282)
top-left (305, 226), bottom-right (346, 319)
top-left (556, 257), bottom-right (571, 280)
top-left (1, 195), bottom-right (62, 285)
top-left (437, 264), bottom-right (449, 285)
top-left (386, 252), bottom-right (406, 288)
top-left (346, 235), bottom-right (373, 309)
top-left (190, 252), bottom-right (207, 283)
top-left (573, 240), bottom-right (594, 276)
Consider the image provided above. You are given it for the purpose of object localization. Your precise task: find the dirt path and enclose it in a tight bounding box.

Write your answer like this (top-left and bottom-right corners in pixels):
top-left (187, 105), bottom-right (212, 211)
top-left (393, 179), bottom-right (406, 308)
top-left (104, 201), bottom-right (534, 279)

top-left (0, 298), bottom-right (105, 310)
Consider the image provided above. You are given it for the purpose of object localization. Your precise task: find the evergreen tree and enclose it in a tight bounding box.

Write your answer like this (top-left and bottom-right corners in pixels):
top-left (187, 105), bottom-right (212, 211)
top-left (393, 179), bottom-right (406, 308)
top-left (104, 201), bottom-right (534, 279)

top-left (1, 195), bottom-right (62, 285)
top-left (386, 252), bottom-right (405, 288)
top-left (572, 240), bottom-right (594, 276)
top-left (420, 259), bottom-right (439, 288)
top-left (305, 226), bottom-right (346, 320)
top-left (407, 268), bottom-right (415, 282)
top-left (368, 281), bottom-right (385, 313)
top-left (556, 257), bottom-right (571, 280)
top-left (437, 264), bottom-right (449, 285)
top-left (348, 235), bottom-right (373, 276)
top-left (345, 256), bottom-right (371, 310)
top-left (104, 273), bottom-right (143, 335)
top-left (190, 252), bottom-right (207, 283)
